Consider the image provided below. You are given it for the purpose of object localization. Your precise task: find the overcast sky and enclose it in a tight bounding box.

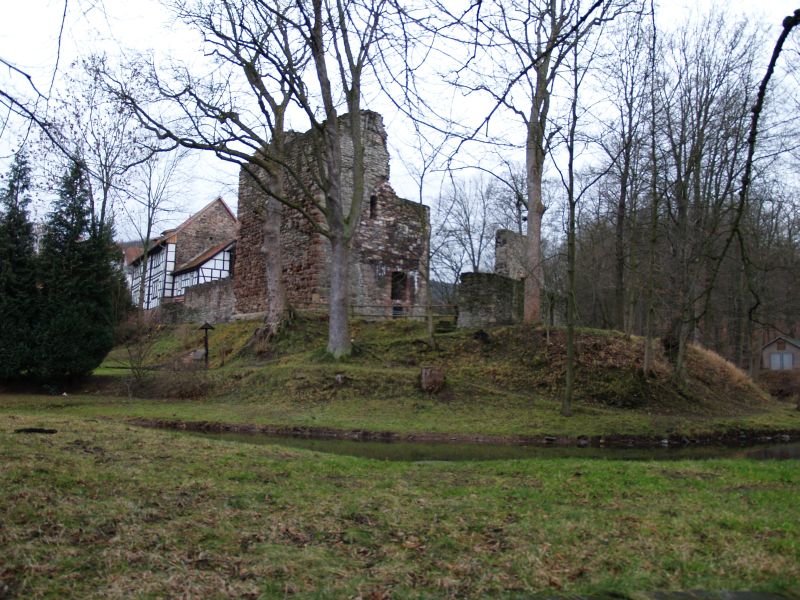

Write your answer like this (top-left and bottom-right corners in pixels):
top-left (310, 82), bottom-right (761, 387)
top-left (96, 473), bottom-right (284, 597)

top-left (1, 0), bottom-right (798, 235)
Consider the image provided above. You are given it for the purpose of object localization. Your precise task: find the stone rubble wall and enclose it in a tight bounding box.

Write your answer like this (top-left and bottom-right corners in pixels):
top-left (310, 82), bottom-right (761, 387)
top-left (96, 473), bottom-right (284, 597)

top-left (183, 278), bottom-right (235, 323)
top-left (148, 278), bottom-right (235, 325)
top-left (495, 229), bottom-right (527, 281)
top-left (457, 272), bottom-right (523, 328)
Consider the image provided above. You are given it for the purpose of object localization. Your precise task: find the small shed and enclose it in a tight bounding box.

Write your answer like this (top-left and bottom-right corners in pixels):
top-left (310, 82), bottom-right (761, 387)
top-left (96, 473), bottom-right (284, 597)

top-left (761, 336), bottom-right (800, 370)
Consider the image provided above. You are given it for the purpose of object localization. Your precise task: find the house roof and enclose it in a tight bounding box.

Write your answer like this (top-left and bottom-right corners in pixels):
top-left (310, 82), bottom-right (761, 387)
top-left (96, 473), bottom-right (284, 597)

top-left (762, 336), bottom-right (800, 350)
top-left (126, 197), bottom-right (237, 266)
top-left (124, 236), bottom-right (166, 266)
top-left (123, 246), bottom-right (143, 265)
top-left (173, 240), bottom-right (236, 275)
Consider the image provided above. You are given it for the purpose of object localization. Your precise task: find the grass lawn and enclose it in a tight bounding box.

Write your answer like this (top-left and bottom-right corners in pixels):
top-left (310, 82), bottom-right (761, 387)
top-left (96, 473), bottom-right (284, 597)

top-left (2, 409), bottom-right (799, 598)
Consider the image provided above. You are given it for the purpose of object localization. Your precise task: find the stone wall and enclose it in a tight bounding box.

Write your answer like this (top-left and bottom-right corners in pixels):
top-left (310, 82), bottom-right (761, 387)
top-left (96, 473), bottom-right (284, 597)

top-left (184, 278), bottom-right (235, 323)
top-left (457, 272), bottom-right (523, 328)
top-left (234, 169), bottom-right (328, 315)
top-left (175, 200), bottom-right (238, 268)
top-left (350, 182), bottom-right (429, 318)
top-left (495, 229), bottom-right (527, 280)
top-left (234, 111), bottom-right (429, 318)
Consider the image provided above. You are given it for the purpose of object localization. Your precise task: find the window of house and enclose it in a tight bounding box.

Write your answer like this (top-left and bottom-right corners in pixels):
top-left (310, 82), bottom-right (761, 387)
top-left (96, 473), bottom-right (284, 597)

top-left (770, 352), bottom-right (794, 370)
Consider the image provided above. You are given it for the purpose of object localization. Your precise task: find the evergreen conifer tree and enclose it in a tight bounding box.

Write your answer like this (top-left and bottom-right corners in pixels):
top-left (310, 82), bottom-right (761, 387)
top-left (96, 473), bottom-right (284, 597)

top-left (34, 157), bottom-right (120, 379)
top-left (0, 150), bottom-right (38, 380)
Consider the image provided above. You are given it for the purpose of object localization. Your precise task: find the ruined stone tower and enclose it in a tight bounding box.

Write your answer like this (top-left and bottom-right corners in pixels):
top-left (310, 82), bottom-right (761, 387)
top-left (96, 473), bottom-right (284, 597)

top-left (234, 111), bottom-right (429, 319)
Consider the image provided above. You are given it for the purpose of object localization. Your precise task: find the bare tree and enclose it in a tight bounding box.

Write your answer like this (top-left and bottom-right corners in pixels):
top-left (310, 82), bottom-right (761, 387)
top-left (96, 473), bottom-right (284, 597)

top-left (36, 56), bottom-right (152, 237)
top-left (554, 12), bottom-right (609, 415)
top-left (122, 149), bottom-right (189, 313)
top-left (654, 16), bottom-right (761, 379)
top-left (440, 175), bottom-right (499, 274)
top-left (596, 9), bottom-right (650, 332)
top-left (641, 0), bottom-right (660, 373)
top-left (107, 0), bottom-right (413, 357)
top-left (403, 120), bottom-right (452, 348)
top-left (430, 198), bottom-right (468, 289)
top-left (445, 0), bottom-right (631, 324)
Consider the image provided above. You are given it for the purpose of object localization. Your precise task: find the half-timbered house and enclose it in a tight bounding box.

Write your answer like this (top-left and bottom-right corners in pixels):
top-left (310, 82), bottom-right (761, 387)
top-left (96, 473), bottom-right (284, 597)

top-left (126, 198), bottom-right (238, 309)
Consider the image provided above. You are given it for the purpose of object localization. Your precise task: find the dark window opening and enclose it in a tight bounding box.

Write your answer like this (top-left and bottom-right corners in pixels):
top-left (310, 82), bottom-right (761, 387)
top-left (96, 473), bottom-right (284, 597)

top-left (369, 194), bottom-right (377, 219)
top-left (391, 271), bottom-right (407, 301)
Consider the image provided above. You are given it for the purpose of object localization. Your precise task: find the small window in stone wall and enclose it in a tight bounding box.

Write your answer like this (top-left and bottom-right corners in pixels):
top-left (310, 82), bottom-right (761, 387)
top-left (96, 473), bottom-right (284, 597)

top-left (391, 271), bottom-right (407, 301)
top-left (369, 194), bottom-right (377, 219)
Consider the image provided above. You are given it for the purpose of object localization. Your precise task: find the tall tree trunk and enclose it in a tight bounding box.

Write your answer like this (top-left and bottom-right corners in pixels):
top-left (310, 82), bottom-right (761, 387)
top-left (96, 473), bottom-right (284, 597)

top-left (642, 3), bottom-right (658, 374)
top-left (523, 13), bottom-right (555, 326)
top-left (626, 202), bottom-right (640, 335)
top-left (261, 191), bottom-right (286, 336)
top-left (423, 215), bottom-right (436, 349)
top-left (136, 221), bottom-right (153, 319)
top-left (614, 150), bottom-right (631, 331)
top-left (563, 37), bottom-right (580, 418)
top-left (524, 143), bottom-right (546, 324)
top-left (328, 234), bottom-right (352, 358)
top-left (564, 194), bottom-right (576, 417)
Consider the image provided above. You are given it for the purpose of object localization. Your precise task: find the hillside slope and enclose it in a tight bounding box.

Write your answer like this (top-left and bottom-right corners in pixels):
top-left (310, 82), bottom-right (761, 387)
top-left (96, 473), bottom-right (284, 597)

top-left (99, 316), bottom-right (778, 422)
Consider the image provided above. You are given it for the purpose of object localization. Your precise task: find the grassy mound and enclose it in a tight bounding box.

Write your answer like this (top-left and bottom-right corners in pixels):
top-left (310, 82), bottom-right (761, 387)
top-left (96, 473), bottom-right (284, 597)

top-left (101, 315), bottom-right (770, 418)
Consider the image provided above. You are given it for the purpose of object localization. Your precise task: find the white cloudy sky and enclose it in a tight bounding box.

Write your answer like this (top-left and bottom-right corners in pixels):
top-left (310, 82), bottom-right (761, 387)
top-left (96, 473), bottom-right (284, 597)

top-left (1, 0), bottom-right (798, 234)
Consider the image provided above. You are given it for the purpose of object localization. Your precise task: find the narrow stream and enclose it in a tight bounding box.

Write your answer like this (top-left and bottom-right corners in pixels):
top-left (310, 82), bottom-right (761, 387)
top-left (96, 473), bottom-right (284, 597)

top-left (181, 431), bottom-right (800, 462)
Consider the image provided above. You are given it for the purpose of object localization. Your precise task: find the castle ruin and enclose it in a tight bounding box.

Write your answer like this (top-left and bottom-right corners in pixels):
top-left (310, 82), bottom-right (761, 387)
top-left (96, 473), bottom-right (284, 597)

top-left (234, 111), bottom-right (430, 320)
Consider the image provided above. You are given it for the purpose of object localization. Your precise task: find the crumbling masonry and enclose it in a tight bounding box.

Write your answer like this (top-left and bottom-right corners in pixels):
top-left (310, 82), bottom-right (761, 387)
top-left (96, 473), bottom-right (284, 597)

top-left (234, 111), bottom-right (430, 319)
top-left (456, 229), bottom-right (526, 328)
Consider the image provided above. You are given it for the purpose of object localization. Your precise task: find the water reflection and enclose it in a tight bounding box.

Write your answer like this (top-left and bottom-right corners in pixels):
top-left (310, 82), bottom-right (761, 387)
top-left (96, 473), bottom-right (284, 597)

top-left (180, 431), bottom-right (800, 462)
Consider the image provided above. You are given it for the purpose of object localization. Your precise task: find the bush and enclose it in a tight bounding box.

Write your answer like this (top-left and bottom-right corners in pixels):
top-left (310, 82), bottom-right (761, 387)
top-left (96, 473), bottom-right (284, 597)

top-left (756, 370), bottom-right (800, 401)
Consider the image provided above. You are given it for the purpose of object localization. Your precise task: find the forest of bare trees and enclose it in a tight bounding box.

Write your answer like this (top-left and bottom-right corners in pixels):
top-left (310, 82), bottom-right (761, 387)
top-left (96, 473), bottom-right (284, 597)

top-left (429, 4), bottom-right (800, 375)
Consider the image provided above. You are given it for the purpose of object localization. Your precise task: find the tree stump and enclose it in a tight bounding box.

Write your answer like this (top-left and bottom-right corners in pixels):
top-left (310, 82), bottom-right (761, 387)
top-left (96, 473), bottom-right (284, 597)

top-left (420, 366), bottom-right (445, 394)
